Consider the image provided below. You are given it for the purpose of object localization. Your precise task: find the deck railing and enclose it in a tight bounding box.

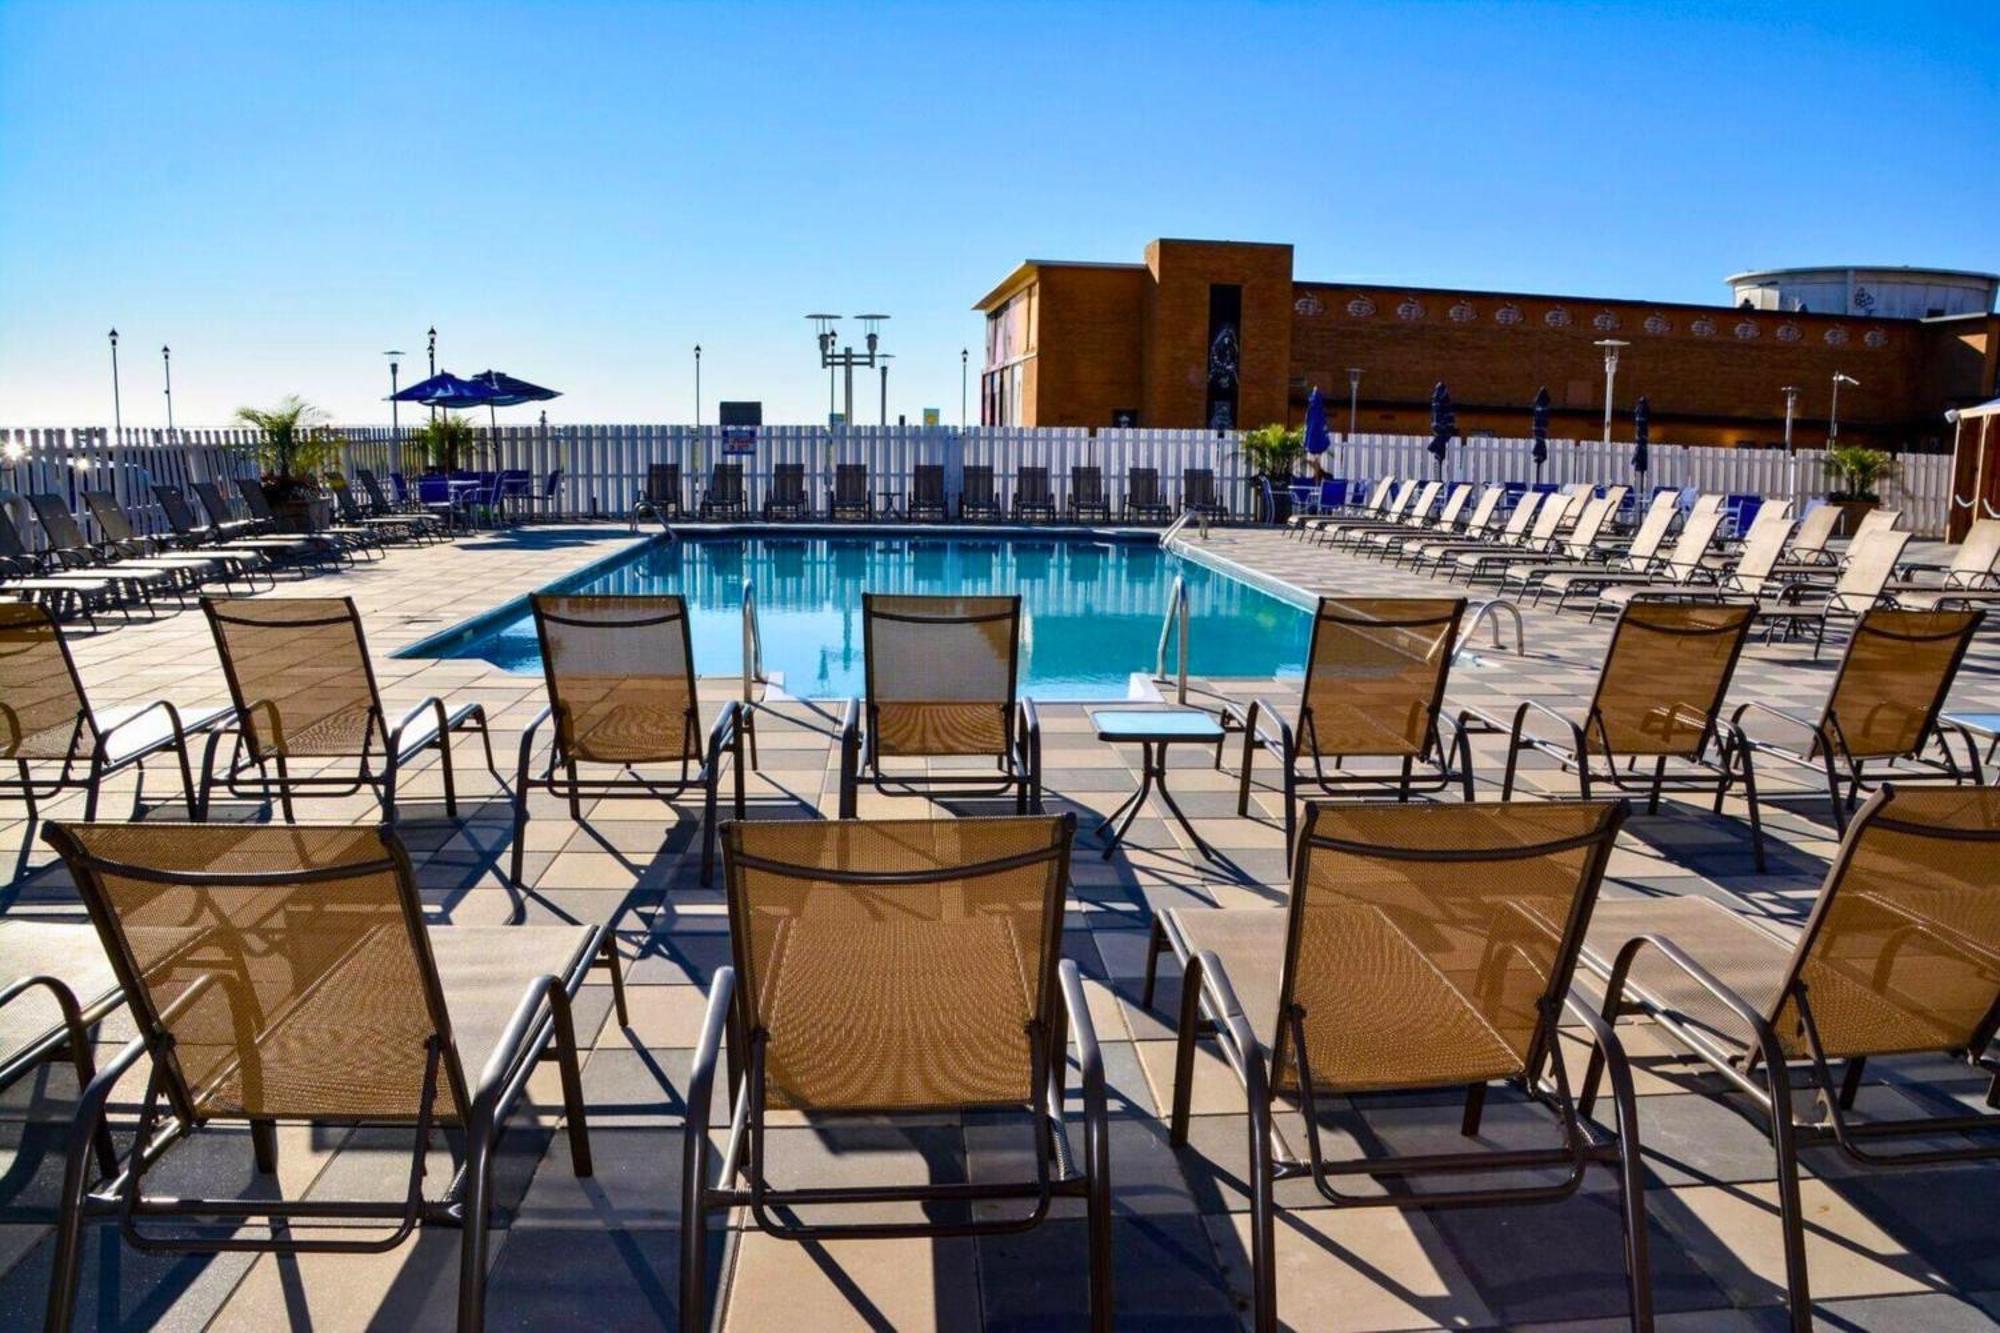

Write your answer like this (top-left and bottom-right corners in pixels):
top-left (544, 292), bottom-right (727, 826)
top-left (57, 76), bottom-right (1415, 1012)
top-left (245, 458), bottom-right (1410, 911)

top-left (0, 423), bottom-right (1961, 541)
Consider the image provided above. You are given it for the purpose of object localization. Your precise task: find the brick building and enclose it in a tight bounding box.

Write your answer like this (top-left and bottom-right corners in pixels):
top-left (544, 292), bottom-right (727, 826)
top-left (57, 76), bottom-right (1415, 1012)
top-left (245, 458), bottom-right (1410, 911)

top-left (973, 239), bottom-right (2000, 451)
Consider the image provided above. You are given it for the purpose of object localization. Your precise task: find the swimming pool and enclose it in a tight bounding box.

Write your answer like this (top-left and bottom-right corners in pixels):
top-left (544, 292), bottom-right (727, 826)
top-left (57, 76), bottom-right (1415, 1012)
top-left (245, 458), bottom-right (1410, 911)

top-left (407, 533), bottom-right (1312, 699)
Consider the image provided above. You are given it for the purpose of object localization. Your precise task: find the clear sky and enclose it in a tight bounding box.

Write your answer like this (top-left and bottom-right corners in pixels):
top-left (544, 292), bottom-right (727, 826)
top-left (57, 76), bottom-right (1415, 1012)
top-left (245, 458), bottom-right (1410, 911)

top-left (2, 1), bottom-right (1995, 428)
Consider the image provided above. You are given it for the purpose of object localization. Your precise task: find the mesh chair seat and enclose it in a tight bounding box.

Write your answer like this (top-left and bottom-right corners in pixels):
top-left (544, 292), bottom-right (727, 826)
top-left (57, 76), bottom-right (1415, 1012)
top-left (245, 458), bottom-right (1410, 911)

top-left (0, 920), bottom-right (120, 1056)
top-left (758, 913), bottom-right (1037, 1110)
top-left (874, 701), bottom-right (1010, 757)
top-left (1167, 906), bottom-right (1520, 1092)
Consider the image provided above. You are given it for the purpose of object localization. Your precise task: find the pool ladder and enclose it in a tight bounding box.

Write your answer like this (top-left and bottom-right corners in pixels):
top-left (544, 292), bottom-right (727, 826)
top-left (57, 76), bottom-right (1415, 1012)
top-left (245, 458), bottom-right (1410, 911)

top-left (1158, 507), bottom-right (1209, 550)
top-left (1454, 598), bottom-right (1526, 660)
top-left (1153, 575), bottom-right (1191, 705)
top-left (741, 579), bottom-right (767, 704)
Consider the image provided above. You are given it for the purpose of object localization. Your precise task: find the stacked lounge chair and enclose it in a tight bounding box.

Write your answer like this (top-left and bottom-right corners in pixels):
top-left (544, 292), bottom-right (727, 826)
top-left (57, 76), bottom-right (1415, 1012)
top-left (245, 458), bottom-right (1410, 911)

top-left (1069, 465), bottom-right (1110, 522)
top-left (1123, 466), bottom-right (1171, 522)
top-left (908, 463), bottom-right (949, 521)
top-left (1013, 465), bottom-right (1057, 522)
top-left (763, 461), bottom-right (809, 520)
top-left (959, 464), bottom-right (1001, 520)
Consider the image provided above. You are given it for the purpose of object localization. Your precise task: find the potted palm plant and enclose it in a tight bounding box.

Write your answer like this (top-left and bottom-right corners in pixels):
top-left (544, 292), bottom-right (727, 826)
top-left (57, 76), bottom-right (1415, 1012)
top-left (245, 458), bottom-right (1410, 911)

top-left (234, 396), bottom-right (340, 532)
top-left (407, 414), bottom-right (480, 475)
top-left (1236, 423), bottom-right (1306, 523)
top-left (1821, 445), bottom-right (1896, 534)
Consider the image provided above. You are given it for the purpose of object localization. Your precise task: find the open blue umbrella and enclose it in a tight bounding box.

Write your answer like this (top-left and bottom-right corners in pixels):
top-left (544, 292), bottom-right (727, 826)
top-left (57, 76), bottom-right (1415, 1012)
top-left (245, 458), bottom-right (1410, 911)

top-left (1531, 386), bottom-right (1551, 482)
top-left (1427, 382), bottom-right (1456, 475)
top-left (390, 370), bottom-right (494, 410)
top-left (1632, 395), bottom-right (1651, 479)
top-left (1303, 386), bottom-right (1331, 479)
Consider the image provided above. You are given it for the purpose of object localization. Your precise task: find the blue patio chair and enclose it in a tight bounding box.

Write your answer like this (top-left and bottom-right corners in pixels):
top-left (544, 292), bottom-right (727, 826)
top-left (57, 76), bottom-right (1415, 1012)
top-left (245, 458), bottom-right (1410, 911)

top-left (415, 475), bottom-right (464, 533)
top-left (496, 469), bottom-right (533, 522)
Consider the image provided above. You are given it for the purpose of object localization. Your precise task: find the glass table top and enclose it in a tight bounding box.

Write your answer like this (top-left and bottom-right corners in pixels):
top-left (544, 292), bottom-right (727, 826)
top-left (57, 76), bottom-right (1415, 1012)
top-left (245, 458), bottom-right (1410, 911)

top-left (1090, 708), bottom-right (1226, 741)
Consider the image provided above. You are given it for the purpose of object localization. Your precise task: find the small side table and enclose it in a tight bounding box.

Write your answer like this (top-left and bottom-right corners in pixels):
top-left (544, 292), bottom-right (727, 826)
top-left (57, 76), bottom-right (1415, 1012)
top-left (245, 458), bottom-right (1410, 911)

top-left (1944, 711), bottom-right (2000, 765)
top-left (878, 487), bottom-right (904, 520)
top-left (1090, 708), bottom-right (1226, 862)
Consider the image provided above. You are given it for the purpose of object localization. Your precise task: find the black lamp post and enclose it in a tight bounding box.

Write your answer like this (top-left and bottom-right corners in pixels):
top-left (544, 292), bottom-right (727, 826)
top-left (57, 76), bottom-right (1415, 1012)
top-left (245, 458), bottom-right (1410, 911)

top-left (161, 345), bottom-right (175, 436)
top-left (427, 326), bottom-right (438, 422)
top-left (694, 344), bottom-right (702, 428)
top-left (108, 329), bottom-right (123, 436)
top-left (961, 348), bottom-right (969, 428)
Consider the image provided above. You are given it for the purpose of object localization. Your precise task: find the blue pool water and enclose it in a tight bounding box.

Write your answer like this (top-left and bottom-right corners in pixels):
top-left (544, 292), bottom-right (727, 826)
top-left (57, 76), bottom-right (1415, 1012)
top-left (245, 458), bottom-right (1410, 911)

top-left (409, 534), bottom-right (1311, 699)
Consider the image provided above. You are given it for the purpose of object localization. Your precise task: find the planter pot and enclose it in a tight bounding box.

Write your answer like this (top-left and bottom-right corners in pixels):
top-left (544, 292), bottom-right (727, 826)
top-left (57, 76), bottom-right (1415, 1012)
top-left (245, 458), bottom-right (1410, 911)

top-left (272, 497), bottom-right (333, 534)
top-left (1827, 497), bottom-right (1876, 535)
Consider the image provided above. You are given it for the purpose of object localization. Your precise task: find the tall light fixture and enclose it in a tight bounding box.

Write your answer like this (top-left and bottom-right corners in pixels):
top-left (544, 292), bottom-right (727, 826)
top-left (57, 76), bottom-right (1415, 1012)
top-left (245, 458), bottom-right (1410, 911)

top-left (1781, 385), bottom-right (1798, 452)
top-left (1594, 340), bottom-right (1630, 447)
top-left (161, 345), bottom-right (175, 436)
top-left (1830, 371), bottom-right (1859, 444)
top-left (385, 350), bottom-right (404, 433)
top-left (961, 348), bottom-right (969, 428)
top-left (108, 329), bottom-right (123, 436)
top-left (1345, 367), bottom-right (1362, 440)
top-left (693, 344), bottom-right (703, 428)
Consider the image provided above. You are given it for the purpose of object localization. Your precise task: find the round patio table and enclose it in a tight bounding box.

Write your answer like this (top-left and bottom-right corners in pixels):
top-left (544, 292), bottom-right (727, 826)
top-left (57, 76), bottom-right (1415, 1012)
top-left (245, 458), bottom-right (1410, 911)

top-left (1089, 707), bottom-right (1227, 863)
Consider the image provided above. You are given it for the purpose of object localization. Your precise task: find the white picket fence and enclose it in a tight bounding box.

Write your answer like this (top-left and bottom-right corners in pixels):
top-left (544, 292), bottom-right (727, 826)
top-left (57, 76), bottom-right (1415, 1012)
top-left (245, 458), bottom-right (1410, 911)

top-left (0, 423), bottom-right (1957, 539)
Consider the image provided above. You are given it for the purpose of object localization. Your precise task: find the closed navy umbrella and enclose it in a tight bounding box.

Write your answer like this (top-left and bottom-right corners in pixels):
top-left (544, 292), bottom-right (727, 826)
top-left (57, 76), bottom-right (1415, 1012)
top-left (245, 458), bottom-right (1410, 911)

top-left (1303, 385), bottom-right (1331, 469)
top-left (1632, 395), bottom-right (1651, 480)
top-left (1427, 382), bottom-right (1456, 476)
top-left (1531, 386), bottom-right (1551, 483)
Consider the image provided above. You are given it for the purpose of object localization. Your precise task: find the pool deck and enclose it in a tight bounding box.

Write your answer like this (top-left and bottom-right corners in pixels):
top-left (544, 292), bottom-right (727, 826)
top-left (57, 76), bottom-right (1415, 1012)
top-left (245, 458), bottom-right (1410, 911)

top-left (5, 520), bottom-right (2000, 1330)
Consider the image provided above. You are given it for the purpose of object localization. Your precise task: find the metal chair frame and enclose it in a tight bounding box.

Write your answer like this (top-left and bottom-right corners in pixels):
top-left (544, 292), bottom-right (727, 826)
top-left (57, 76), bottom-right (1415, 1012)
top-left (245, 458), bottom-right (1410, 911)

top-left (682, 814), bottom-right (1108, 1332)
top-left (36, 823), bottom-right (623, 1333)
top-left (1146, 802), bottom-right (1653, 1333)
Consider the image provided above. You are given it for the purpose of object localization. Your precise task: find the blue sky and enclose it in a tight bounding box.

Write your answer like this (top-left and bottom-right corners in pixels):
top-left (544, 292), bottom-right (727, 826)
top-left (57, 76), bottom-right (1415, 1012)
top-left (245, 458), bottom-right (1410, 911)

top-left (2, 1), bottom-right (1995, 427)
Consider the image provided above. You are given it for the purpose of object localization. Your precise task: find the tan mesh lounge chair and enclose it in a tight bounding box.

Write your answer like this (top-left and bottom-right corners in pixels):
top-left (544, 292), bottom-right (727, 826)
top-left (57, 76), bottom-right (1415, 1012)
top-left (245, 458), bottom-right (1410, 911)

top-left (37, 820), bottom-right (622, 1333)
top-left (238, 478), bottom-right (380, 561)
top-left (1731, 608), bottom-right (1986, 830)
top-left (762, 461), bottom-right (809, 520)
top-left (198, 596), bottom-right (498, 824)
top-left (1322, 480), bottom-right (1438, 549)
top-left (1445, 490), bottom-right (1582, 580)
top-left (698, 463), bottom-right (748, 520)
top-left (629, 462), bottom-right (683, 529)
top-left (837, 594), bottom-right (1040, 816)
top-left (0, 506), bottom-right (133, 628)
top-left (1755, 527), bottom-right (1912, 656)
top-left (1123, 466), bottom-right (1171, 522)
top-left (25, 493), bottom-right (185, 609)
top-left (1407, 488), bottom-right (1542, 573)
top-left (155, 484), bottom-right (325, 573)
top-left (1228, 597), bottom-right (1471, 854)
top-left (1491, 495), bottom-right (1618, 593)
top-left (1576, 785), bottom-right (2000, 1330)
top-left (1013, 465), bottom-right (1057, 521)
top-left (1360, 482), bottom-right (1473, 559)
top-left (0, 601), bottom-right (227, 823)
top-left (1460, 599), bottom-right (1766, 869)
top-left (1886, 518), bottom-right (2000, 604)
top-left (1550, 508), bottom-right (1725, 616)
top-left (959, 464), bottom-right (1000, 520)
top-left (686, 813), bottom-right (1107, 1331)
top-left (1594, 508), bottom-right (1794, 612)
top-left (1069, 465), bottom-right (1110, 522)
top-left (830, 463), bottom-right (872, 520)
top-left (909, 463), bottom-right (949, 521)
top-left (512, 594), bottom-right (747, 887)
top-left (1779, 500), bottom-right (1842, 565)
top-left (1527, 492), bottom-right (1685, 607)
top-left (1143, 800), bottom-right (1648, 1333)
top-left (1399, 483), bottom-right (1504, 567)
top-left (1307, 477), bottom-right (1419, 545)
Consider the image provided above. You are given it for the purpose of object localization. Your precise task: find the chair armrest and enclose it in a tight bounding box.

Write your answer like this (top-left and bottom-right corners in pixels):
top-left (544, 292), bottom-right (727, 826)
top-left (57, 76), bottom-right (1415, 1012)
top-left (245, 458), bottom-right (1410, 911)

top-left (837, 697), bottom-right (861, 819)
top-left (1058, 958), bottom-right (1103, 1104)
top-left (469, 972), bottom-right (566, 1142)
top-left (1235, 697), bottom-right (1295, 755)
top-left (1597, 931), bottom-right (1788, 1083)
top-left (388, 696), bottom-right (452, 761)
top-left (1728, 699), bottom-right (1821, 755)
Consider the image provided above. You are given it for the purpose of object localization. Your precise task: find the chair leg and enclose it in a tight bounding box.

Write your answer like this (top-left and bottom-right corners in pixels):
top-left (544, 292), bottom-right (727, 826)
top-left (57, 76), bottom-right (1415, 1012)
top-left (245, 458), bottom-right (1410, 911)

top-left (438, 734), bottom-right (459, 820)
top-left (1169, 953), bottom-right (1205, 1147)
top-left (549, 986), bottom-right (593, 1177)
top-left (1140, 914), bottom-right (1167, 1010)
top-left (457, 1121), bottom-right (498, 1333)
top-left (251, 1118), bottom-right (279, 1173)
top-left (1739, 745), bottom-right (1767, 873)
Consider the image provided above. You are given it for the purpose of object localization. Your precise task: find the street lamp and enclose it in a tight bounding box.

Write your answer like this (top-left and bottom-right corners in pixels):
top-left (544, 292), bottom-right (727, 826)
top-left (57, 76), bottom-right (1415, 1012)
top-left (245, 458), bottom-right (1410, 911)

top-left (961, 348), bottom-right (969, 429)
top-left (1781, 386), bottom-right (1798, 452)
top-left (1593, 340), bottom-right (1629, 448)
top-left (693, 345), bottom-right (702, 429)
top-left (1345, 367), bottom-right (1363, 440)
top-left (108, 329), bottom-right (123, 436)
top-left (1830, 372), bottom-right (1859, 445)
top-left (427, 326), bottom-right (438, 422)
top-left (808, 315), bottom-right (840, 421)
top-left (161, 345), bottom-right (175, 436)
top-left (385, 351), bottom-right (404, 433)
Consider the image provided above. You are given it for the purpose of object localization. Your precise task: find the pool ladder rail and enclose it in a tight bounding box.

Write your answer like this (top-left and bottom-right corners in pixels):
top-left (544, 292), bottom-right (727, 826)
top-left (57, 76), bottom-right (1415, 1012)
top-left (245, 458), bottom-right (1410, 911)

top-left (1153, 575), bottom-right (1191, 706)
top-left (1158, 506), bottom-right (1210, 551)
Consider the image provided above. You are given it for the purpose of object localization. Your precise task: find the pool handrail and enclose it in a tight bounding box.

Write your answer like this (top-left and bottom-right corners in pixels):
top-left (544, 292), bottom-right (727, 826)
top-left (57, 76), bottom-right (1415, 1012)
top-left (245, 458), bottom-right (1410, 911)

top-left (1153, 574), bottom-right (1191, 705)
top-left (741, 578), bottom-right (766, 705)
